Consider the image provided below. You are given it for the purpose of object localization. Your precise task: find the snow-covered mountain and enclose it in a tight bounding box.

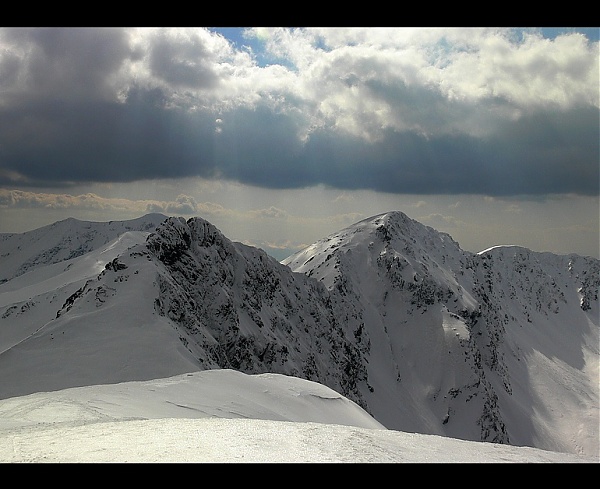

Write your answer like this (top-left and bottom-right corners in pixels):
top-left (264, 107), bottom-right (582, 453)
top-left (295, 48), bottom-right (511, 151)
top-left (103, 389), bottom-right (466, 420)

top-left (0, 211), bottom-right (597, 459)
top-left (0, 213), bottom-right (167, 284)
top-left (283, 212), bottom-right (599, 457)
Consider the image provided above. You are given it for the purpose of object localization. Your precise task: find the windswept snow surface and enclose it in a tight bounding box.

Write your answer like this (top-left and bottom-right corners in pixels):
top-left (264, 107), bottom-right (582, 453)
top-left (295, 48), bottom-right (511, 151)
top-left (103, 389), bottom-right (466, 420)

top-left (0, 370), bottom-right (595, 463)
top-left (0, 231), bottom-right (150, 308)
top-left (0, 212), bottom-right (598, 463)
top-left (0, 213), bottom-right (166, 284)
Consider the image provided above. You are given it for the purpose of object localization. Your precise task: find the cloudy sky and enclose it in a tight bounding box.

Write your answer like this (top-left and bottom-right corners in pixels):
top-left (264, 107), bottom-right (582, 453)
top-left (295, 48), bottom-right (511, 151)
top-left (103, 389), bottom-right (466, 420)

top-left (0, 27), bottom-right (598, 260)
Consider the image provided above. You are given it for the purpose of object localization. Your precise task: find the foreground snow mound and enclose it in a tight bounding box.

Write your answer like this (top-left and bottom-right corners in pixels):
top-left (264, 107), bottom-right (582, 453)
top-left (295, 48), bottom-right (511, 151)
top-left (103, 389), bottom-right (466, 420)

top-left (0, 370), bottom-right (595, 463)
top-left (0, 211), bottom-right (597, 458)
top-left (0, 370), bottom-right (384, 430)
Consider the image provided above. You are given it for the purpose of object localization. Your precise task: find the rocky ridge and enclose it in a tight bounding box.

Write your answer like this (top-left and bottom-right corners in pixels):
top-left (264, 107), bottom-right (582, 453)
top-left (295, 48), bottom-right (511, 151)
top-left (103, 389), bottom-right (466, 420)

top-left (0, 211), bottom-right (597, 457)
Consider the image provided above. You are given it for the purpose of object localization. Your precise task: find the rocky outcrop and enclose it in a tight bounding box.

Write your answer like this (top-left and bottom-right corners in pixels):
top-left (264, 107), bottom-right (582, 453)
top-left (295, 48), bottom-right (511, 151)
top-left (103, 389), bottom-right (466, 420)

top-left (8, 211), bottom-right (595, 454)
top-left (146, 217), bottom-right (372, 411)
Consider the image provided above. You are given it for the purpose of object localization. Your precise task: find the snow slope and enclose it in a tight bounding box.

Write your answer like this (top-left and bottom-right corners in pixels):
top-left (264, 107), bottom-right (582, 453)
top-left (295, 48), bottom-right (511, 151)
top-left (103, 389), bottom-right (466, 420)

top-left (283, 211), bottom-right (599, 456)
top-left (0, 370), bottom-right (595, 463)
top-left (0, 212), bottom-right (597, 461)
top-left (0, 213), bottom-right (166, 284)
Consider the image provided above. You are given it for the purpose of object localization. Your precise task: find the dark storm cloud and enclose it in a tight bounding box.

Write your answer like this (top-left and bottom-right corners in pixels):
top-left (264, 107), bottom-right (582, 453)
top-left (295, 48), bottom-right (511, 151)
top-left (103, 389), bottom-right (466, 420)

top-left (0, 27), bottom-right (597, 197)
top-left (0, 92), bottom-right (597, 196)
top-left (211, 106), bottom-right (313, 187)
top-left (0, 87), bottom-right (220, 185)
top-left (299, 106), bottom-right (599, 196)
top-left (3, 27), bottom-right (131, 100)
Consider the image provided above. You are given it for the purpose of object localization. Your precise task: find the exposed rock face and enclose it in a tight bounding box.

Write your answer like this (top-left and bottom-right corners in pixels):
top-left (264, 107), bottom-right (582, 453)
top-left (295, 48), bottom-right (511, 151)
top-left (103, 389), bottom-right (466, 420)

top-left (1, 211), bottom-right (597, 456)
top-left (282, 212), bottom-right (598, 449)
top-left (146, 217), bottom-right (371, 411)
top-left (139, 212), bottom-right (597, 450)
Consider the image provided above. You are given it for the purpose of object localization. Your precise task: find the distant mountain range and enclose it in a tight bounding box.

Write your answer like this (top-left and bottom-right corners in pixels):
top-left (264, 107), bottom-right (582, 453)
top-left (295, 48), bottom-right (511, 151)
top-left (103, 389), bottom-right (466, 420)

top-left (0, 211), bottom-right (597, 458)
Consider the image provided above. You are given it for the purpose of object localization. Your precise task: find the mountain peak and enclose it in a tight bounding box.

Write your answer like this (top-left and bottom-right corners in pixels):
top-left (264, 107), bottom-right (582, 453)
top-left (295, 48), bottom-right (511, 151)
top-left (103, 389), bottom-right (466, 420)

top-left (146, 216), bottom-right (232, 266)
top-left (282, 210), bottom-right (464, 289)
top-left (0, 211), bottom-right (597, 458)
top-left (0, 213), bottom-right (167, 284)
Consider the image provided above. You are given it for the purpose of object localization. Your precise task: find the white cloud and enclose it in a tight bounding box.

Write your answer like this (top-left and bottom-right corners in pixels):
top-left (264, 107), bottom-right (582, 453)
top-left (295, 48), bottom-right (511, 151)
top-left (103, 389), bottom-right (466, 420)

top-left (5, 27), bottom-right (593, 140)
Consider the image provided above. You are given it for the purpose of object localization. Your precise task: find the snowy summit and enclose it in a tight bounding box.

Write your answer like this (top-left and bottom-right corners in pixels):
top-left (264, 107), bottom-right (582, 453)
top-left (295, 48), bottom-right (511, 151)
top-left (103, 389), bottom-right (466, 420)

top-left (0, 211), bottom-right (597, 463)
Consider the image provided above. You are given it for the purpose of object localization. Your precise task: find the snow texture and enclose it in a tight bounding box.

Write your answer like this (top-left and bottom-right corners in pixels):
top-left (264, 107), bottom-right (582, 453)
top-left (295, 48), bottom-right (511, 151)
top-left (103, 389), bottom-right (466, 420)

top-left (0, 211), bottom-right (598, 463)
